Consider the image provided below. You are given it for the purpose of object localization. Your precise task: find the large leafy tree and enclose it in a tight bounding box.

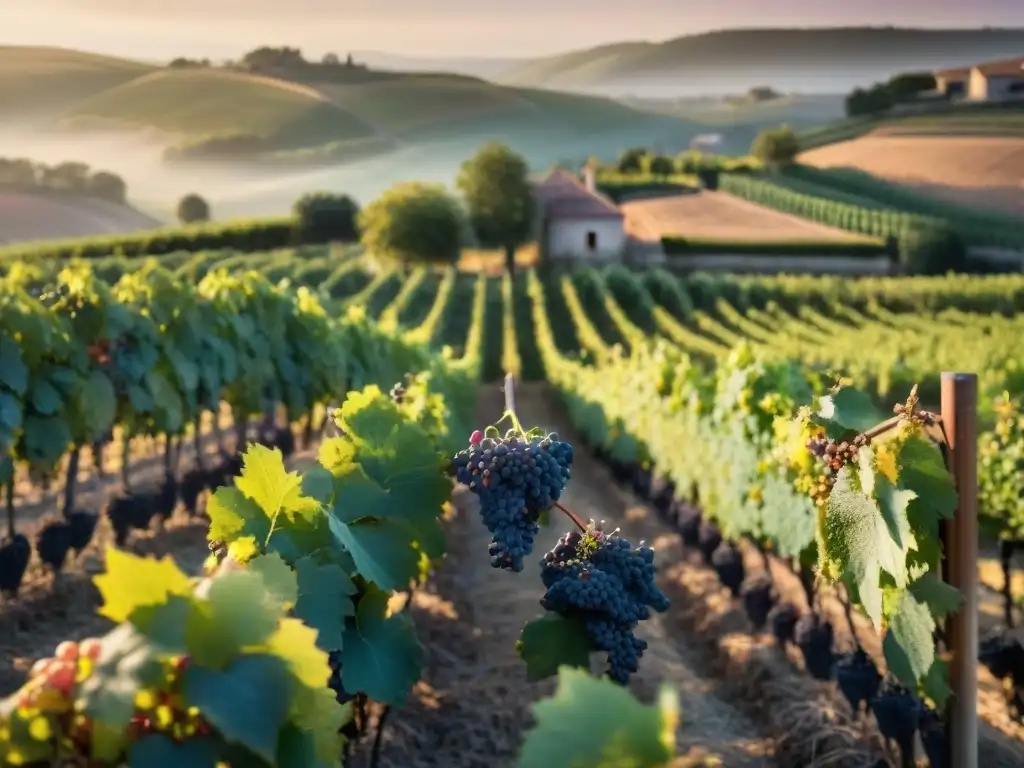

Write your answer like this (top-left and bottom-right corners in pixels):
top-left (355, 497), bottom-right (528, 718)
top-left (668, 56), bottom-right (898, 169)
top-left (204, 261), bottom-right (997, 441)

top-left (358, 182), bottom-right (464, 267)
top-left (177, 193), bottom-right (211, 225)
top-left (456, 143), bottom-right (535, 278)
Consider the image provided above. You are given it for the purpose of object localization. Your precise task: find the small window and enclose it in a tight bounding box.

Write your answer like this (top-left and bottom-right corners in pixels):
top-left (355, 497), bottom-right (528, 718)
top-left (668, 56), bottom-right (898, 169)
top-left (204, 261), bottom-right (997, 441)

top-left (586, 231), bottom-right (597, 250)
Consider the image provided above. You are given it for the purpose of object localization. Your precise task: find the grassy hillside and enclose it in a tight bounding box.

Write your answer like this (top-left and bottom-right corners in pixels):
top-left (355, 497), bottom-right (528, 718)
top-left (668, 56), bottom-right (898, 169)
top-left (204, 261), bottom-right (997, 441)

top-left (63, 69), bottom-right (378, 148)
top-left (498, 27), bottom-right (1024, 90)
top-left (0, 46), bottom-right (154, 119)
top-left (0, 190), bottom-right (160, 245)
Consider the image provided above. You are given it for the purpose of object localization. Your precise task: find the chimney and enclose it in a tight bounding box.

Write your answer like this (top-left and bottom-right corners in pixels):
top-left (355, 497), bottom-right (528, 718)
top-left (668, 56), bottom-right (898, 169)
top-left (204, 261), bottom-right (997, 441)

top-left (581, 164), bottom-right (596, 192)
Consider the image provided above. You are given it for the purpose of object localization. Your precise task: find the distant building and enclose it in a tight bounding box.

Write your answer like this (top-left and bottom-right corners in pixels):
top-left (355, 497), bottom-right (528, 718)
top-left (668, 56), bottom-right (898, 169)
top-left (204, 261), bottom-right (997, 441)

top-left (532, 168), bottom-right (624, 262)
top-left (967, 57), bottom-right (1024, 102)
top-left (934, 67), bottom-right (969, 99)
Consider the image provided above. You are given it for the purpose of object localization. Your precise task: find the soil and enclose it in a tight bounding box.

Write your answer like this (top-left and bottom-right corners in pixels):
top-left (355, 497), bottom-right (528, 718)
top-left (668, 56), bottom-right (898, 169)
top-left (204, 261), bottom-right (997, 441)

top-left (370, 383), bottom-right (773, 767)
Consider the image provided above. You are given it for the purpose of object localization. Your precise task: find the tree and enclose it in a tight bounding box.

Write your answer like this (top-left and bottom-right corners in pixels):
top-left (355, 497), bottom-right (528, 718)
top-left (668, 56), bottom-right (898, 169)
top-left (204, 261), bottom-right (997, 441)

top-left (358, 182), bottom-right (464, 267)
top-left (293, 192), bottom-right (360, 243)
top-left (750, 125), bottom-right (800, 168)
top-left (646, 154), bottom-right (674, 178)
top-left (86, 171), bottom-right (128, 205)
top-left (617, 147), bottom-right (646, 174)
top-left (177, 193), bottom-right (211, 225)
top-left (456, 143), bottom-right (535, 278)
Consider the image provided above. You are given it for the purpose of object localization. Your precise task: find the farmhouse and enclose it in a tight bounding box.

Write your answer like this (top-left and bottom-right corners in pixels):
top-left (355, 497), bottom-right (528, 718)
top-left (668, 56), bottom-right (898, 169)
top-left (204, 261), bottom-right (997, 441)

top-left (935, 67), bottom-right (969, 99)
top-left (967, 56), bottom-right (1024, 102)
top-left (532, 167), bottom-right (625, 261)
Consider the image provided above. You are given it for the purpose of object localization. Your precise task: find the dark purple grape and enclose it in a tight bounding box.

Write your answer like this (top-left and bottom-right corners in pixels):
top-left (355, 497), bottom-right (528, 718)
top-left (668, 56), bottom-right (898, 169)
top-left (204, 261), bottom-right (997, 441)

top-left (869, 680), bottom-right (921, 761)
top-left (794, 612), bottom-right (834, 680)
top-left (769, 602), bottom-right (800, 646)
top-left (710, 541), bottom-right (744, 596)
top-left (696, 519), bottom-right (722, 562)
top-left (835, 649), bottom-right (881, 711)
top-left (740, 573), bottom-right (774, 630)
top-left (676, 503), bottom-right (701, 547)
top-left (919, 705), bottom-right (947, 768)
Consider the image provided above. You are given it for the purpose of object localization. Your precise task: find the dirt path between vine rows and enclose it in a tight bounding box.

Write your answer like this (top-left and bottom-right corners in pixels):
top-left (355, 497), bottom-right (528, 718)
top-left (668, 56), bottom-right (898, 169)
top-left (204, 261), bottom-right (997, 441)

top-left (374, 383), bottom-right (773, 767)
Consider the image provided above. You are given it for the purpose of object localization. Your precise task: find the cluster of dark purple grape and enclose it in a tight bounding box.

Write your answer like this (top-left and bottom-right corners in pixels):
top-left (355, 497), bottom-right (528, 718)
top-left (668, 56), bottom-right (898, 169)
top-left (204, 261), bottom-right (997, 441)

top-left (539, 525), bottom-right (670, 684)
top-left (451, 428), bottom-right (573, 571)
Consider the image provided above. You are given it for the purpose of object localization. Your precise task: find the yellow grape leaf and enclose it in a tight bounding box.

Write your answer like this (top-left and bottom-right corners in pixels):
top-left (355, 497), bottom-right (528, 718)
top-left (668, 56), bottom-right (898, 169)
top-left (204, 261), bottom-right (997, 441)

top-left (227, 536), bottom-right (260, 564)
top-left (234, 444), bottom-right (319, 523)
top-left (94, 549), bottom-right (193, 624)
top-left (264, 618), bottom-right (331, 689)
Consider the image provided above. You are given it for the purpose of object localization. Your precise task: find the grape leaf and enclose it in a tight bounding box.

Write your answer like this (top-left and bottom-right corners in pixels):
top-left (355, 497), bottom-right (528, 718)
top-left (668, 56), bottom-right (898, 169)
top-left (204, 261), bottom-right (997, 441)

top-left (326, 467), bottom-right (421, 591)
top-left (339, 587), bottom-right (423, 705)
top-left (816, 387), bottom-right (882, 434)
top-left (336, 387), bottom-right (400, 444)
top-left (234, 443), bottom-right (320, 524)
top-left (0, 337), bottom-right (28, 395)
top-left (517, 667), bottom-right (676, 768)
top-left (186, 571), bottom-right (282, 669)
top-left (317, 437), bottom-right (356, 472)
top-left (896, 434), bottom-right (957, 523)
top-left (265, 618), bottom-right (334, 691)
top-left (31, 380), bottom-right (61, 416)
top-left (883, 586), bottom-right (938, 697)
top-left (300, 464), bottom-right (335, 505)
top-left (293, 556), bottom-right (355, 651)
top-left (127, 734), bottom-right (219, 768)
top-left (759, 468), bottom-right (816, 558)
top-left (907, 571), bottom-right (963, 620)
top-left (183, 654), bottom-right (292, 762)
top-left (93, 549), bottom-right (193, 625)
top-left (80, 623), bottom-right (164, 733)
top-left (249, 553), bottom-right (299, 610)
top-left (517, 614), bottom-right (593, 681)
top-left (288, 685), bottom-right (349, 765)
top-left (207, 486), bottom-right (272, 548)
top-left (824, 461), bottom-right (915, 628)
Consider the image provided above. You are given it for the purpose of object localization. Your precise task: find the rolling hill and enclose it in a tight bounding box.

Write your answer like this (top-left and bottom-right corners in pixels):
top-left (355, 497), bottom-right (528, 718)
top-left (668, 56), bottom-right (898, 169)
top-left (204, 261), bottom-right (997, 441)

top-left (0, 190), bottom-right (160, 245)
top-left (496, 27), bottom-right (1024, 93)
top-left (0, 46), bottom-right (154, 120)
top-left (0, 49), bottom-right (700, 166)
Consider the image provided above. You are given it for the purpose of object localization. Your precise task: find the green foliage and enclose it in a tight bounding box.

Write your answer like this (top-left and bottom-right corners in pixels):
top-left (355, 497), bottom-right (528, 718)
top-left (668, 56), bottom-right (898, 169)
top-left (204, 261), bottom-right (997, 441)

top-left (177, 193), bottom-right (211, 225)
top-left (292, 192), bottom-right (360, 244)
top-left (979, 397), bottom-right (1024, 540)
top-left (897, 222), bottom-right (967, 275)
top-left (750, 124), bottom-right (800, 167)
top-left (661, 236), bottom-right (889, 258)
top-left (617, 147), bottom-right (646, 174)
top-left (358, 182), bottom-right (464, 266)
top-left (845, 71), bottom-right (937, 118)
top-left (456, 143), bottom-right (535, 275)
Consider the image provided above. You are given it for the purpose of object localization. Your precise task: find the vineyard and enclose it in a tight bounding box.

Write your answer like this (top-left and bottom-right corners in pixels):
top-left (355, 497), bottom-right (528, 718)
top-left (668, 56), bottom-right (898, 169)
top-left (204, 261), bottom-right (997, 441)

top-left (2, 249), bottom-right (1024, 766)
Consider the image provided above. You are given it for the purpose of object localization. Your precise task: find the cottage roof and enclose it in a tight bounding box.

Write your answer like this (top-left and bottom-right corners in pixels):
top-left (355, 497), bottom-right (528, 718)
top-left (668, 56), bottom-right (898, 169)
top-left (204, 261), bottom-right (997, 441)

top-left (935, 66), bottom-right (970, 80)
top-left (531, 168), bottom-right (623, 221)
top-left (972, 56), bottom-right (1024, 78)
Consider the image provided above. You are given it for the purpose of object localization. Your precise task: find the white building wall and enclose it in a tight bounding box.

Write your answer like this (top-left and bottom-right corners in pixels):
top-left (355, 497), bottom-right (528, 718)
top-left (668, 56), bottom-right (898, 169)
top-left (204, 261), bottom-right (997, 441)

top-left (968, 72), bottom-right (1024, 101)
top-left (548, 218), bottom-right (625, 260)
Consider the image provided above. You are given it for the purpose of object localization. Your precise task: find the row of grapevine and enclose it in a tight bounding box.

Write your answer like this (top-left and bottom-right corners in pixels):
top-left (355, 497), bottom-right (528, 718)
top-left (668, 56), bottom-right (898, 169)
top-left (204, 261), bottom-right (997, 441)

top-left (528, 267), bottom-right (958, 762)
top-left (0, 269), bottom-right (680, 766)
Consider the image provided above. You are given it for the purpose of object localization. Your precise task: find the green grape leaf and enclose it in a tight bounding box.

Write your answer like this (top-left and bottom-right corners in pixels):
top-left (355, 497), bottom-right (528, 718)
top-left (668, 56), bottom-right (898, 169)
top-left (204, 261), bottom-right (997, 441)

top-left (273, 724), bottom-right (320, 768)
top-left (249, 553), bottom-right (299, 610)
top-left (22, 414), bottom-right (71, 465)
top-left (300, 464), bottom-right (335, 505)
top-left (265, 617), bottom-right (334, 690)
top-left (817, 387), bottom-right (882, 434)
top-left (145, 370), bottom-right (183, 434)
top-left (0, 337), bottom-right (28, 395)
top-left (759, 469), bottom-right (816, 558)
top-left (93, 549), bottom-right (193, 625)
top-left (183, 654), bottom-right (292, 762)
top-left (896, 434), bottom-right (957, 523)
top-left (922, 658), bottom-right (952, 710)
top-left (516, 614), bottom-right (593, 681)
top-left (337, 387), bottom-right (400, 444)
top-left (4, 707), bottom-right (59, 764)
top-left (288, 685), bottom-right (349, 765)
top-left (207, 487), bottom-right (272, 548)
top-left (293, 556), bottom-right (356, 651)
top-left (882, 586), bottom-right (939, 698)
top-left (339, 587), bottom-right (423, 705)
top-left (907, 571), bottom-right (963, 620)
top-left (31, 379), bottom-right (61, 416)
top-left (186, 571), bottom-right (282, 669)
top-left (824, 459), bottom-right (915, 628)
top-left (127, 735), bottom-right (220, 768)
top-left (326, 467), bottom-right (421, 591)
top-left (80, 623), bottom-right (165, 733)
top-left (517, 667), bottom-right (676, 768)
top-left (80, 370), bottom-right (117, 440)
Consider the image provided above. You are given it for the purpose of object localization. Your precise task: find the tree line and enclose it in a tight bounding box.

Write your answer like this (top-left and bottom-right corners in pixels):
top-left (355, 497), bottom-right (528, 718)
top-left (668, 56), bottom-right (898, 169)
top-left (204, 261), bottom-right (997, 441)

top-left (0, 158), bottom-right (128, 205)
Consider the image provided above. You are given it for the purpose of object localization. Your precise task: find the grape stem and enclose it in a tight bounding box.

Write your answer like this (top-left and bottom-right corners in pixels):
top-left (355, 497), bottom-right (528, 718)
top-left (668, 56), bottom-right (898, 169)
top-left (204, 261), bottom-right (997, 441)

top-left (501, 374), bottom-right (586, 533)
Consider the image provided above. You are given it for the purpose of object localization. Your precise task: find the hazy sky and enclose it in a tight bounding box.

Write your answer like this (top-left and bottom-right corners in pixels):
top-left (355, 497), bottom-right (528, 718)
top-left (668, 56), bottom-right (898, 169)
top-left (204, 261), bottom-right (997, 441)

top-left (3, 0), bottom-right (1023, 59)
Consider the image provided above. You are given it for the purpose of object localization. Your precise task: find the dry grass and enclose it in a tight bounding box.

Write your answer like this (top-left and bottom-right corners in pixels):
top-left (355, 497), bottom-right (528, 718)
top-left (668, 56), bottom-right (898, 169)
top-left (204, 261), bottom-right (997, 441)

top-left (621, 191), bottom-right (871, 243)
top-left (799, 135), bottom-right (1024, 215)
top-left (457, 243), bottom-right (539, 274)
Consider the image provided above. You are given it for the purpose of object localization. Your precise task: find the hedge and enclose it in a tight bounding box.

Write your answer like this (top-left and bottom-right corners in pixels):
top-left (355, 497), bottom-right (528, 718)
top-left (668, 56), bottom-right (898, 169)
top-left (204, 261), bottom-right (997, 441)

top-left (660, 235), bottom-right (892, 257)
top-left (0, 216), bottom-right (304, 264)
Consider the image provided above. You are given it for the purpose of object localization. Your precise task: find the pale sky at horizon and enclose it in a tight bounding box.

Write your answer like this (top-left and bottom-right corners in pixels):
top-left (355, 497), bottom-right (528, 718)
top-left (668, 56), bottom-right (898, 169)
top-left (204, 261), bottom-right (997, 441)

top-left (2, 0), bottom-right (1023, 60)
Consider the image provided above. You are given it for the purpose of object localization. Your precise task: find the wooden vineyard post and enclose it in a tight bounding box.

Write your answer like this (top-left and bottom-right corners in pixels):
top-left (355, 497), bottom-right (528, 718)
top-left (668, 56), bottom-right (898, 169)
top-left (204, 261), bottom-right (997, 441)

top-left (939, 372), bottom-right (979, 768)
